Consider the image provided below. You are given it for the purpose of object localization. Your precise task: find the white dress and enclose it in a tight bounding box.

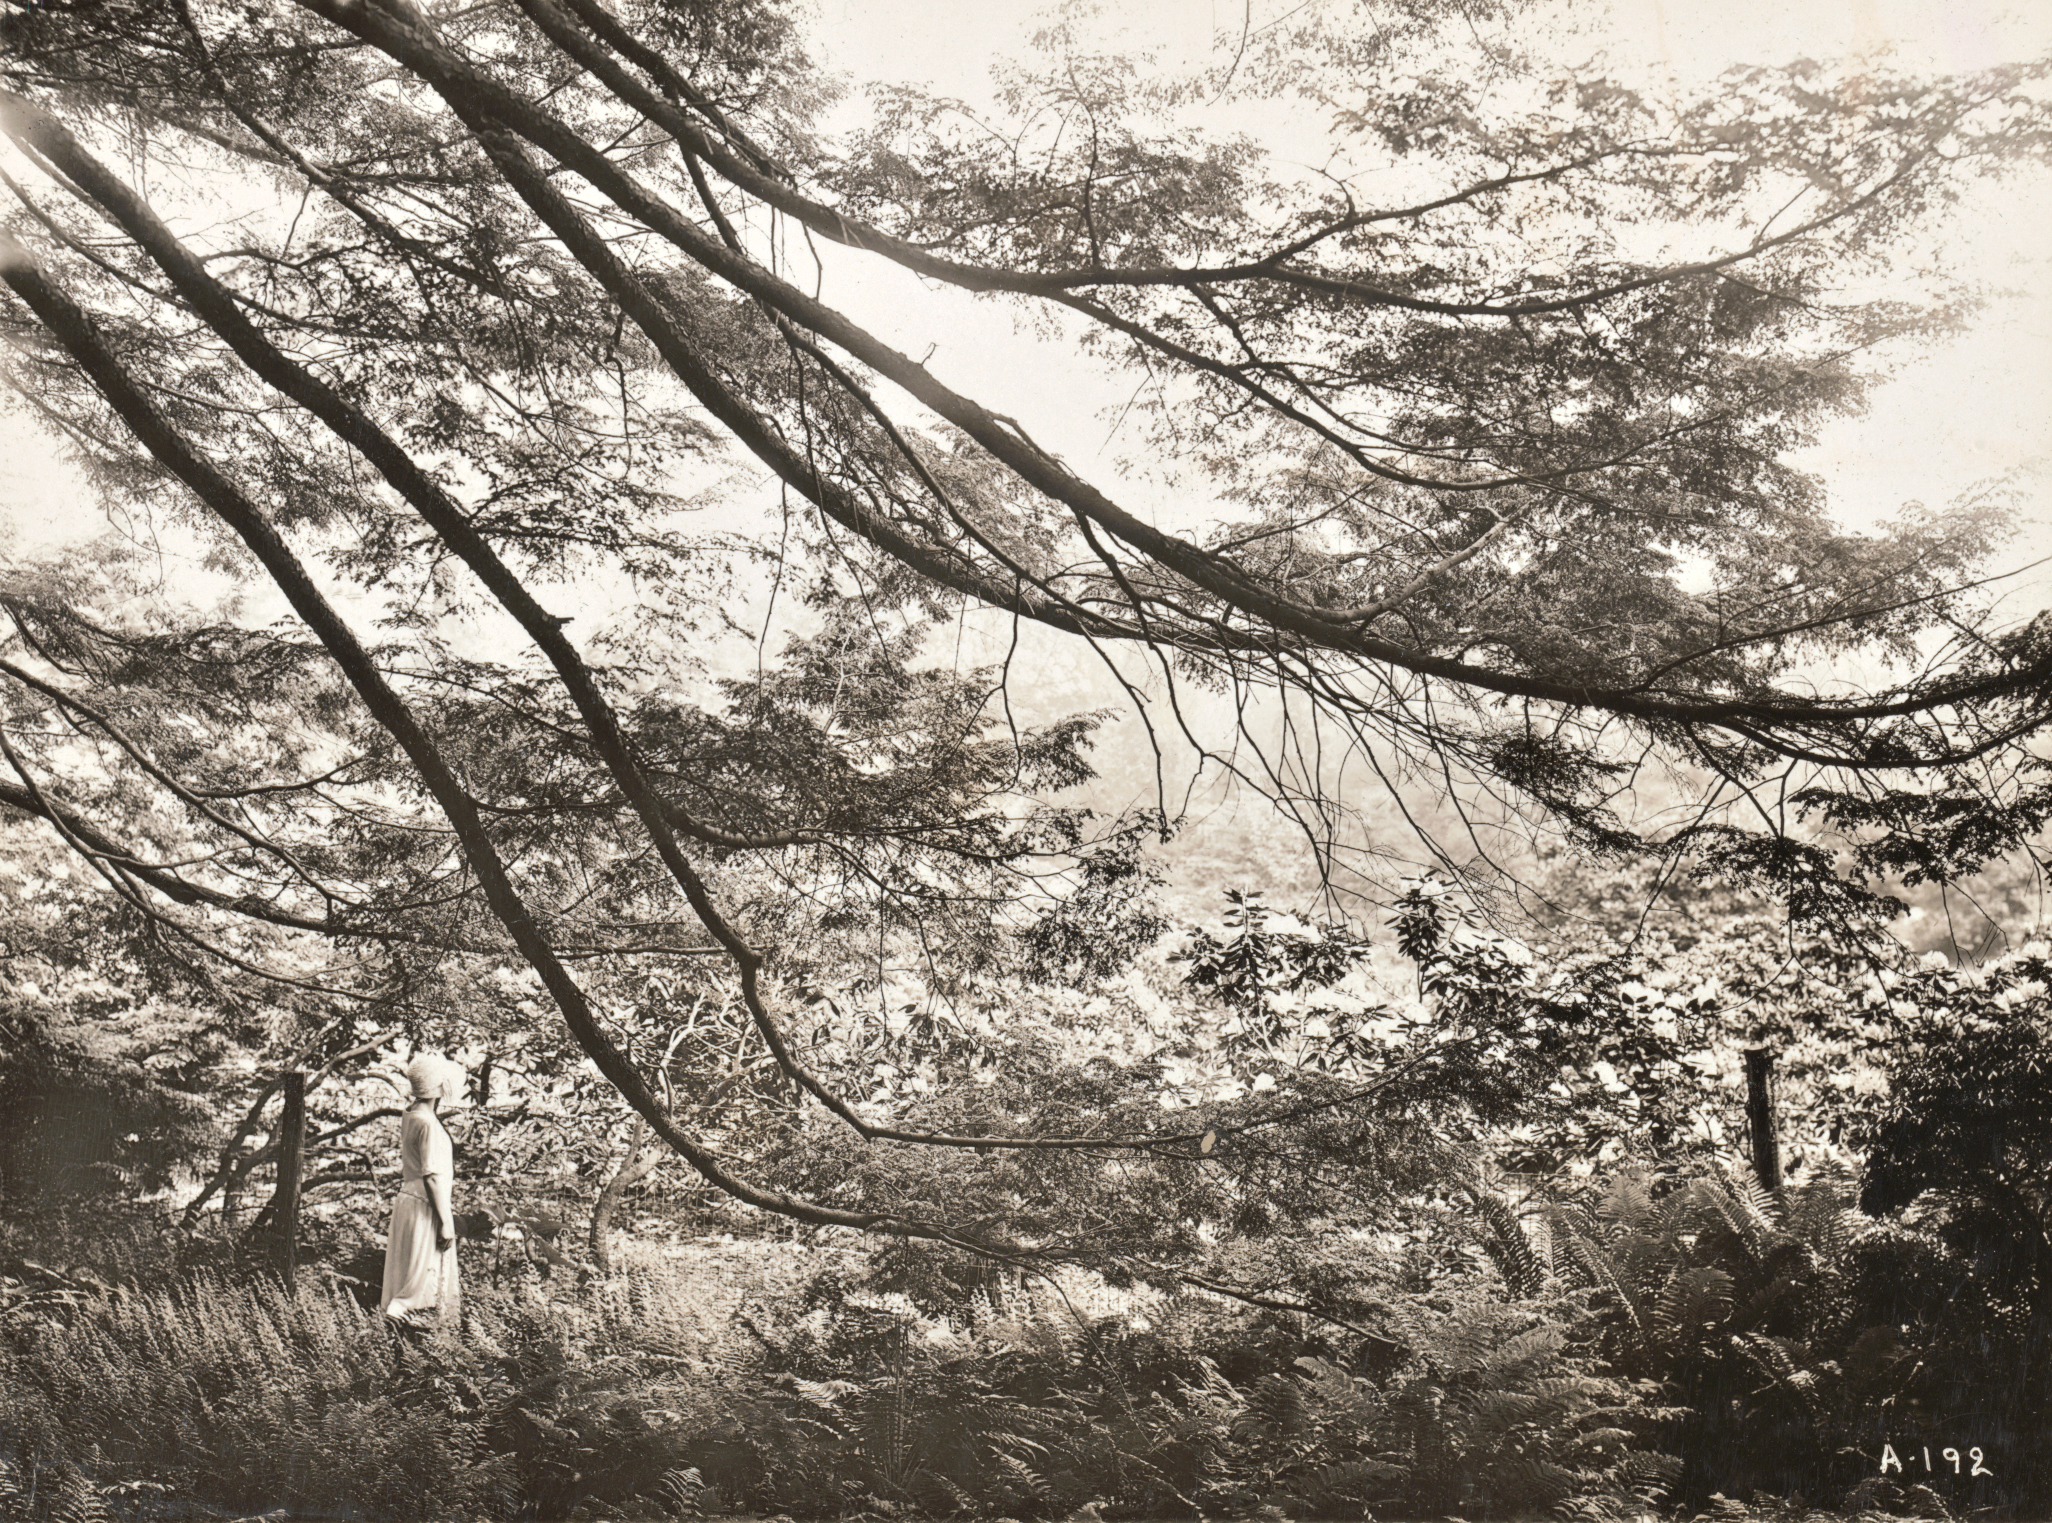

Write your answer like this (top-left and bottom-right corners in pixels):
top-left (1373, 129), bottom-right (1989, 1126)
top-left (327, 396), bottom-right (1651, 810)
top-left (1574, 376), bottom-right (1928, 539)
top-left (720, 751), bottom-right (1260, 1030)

top-left (380, 1106), bottom-right (460, 1321)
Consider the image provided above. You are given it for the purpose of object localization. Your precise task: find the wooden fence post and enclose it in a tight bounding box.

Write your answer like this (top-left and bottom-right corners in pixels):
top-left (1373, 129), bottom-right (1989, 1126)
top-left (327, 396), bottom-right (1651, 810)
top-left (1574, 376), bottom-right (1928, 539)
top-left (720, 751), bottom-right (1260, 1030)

top-left (1742, 1047), bottom-right (1782, 1195)
top-left (272, 1070), bottom-right (307, 1285)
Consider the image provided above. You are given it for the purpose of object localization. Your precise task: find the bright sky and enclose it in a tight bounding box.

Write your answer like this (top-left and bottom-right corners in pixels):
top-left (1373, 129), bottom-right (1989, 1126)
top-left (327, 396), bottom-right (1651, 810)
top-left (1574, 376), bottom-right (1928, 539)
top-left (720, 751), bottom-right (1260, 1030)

top-left (798, 0), bottom-right (2052, 582)
top-left (3, 0), bottom-right (2049, 608)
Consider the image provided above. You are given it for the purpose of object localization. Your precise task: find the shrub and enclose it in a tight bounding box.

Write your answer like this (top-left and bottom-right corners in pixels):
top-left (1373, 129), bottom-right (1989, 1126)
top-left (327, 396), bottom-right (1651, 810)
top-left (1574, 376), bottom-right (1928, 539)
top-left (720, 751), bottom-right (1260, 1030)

top-left (1538, 1164), bottom-right (2043, 1515)
top-left (1853, 965), bottom-right (2052, 1510)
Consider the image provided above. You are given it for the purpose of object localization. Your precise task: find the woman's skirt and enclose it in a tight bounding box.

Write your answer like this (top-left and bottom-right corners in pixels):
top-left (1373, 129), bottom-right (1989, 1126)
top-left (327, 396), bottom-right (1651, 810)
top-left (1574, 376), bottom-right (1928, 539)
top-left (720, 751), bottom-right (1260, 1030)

top-left (380, 1191), bottom-right (459, 1321)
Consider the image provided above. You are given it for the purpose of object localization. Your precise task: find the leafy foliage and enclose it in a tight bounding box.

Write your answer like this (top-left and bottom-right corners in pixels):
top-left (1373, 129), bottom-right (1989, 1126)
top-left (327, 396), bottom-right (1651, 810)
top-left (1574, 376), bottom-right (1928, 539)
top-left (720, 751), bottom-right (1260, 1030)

top-left (1538, 1161), bottom-right (2040, 1513)
top-left (0, 820), bottom-right (237, 1216)
top-left (1850, 950), bottom-right (2052, 1506)
top-left (0, 0), bottom-right (2049, 1264)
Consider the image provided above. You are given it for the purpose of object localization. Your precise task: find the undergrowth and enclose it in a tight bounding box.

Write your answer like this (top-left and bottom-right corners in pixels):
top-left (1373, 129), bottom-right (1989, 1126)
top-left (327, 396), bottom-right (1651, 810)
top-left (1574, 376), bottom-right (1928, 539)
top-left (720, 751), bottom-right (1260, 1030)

top-left (0, 1242), bottom-right (1688, 1523)
top-left (1, 1273), bottom-right (514, 1521)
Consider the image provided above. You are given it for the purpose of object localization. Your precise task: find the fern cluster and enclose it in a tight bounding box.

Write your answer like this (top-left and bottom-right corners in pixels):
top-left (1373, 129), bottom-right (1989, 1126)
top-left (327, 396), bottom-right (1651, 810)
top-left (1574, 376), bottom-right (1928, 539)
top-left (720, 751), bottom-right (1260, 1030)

top-left (0, 1241), bottom-right (851, 1522)
top-left (1516, 1166), bottom-right (2029, 1513)
top-left (10, 1191), bottom-right (2000, 1522)
top-left (1, 1274), bottom-right (511, 1521)
top-left (0, 1455), bottom-right (112, 1523)
top-left (690, 1264), bottom-right (1680, 1521)
top-left (1201, 1287), bottom-right (1677, 1519)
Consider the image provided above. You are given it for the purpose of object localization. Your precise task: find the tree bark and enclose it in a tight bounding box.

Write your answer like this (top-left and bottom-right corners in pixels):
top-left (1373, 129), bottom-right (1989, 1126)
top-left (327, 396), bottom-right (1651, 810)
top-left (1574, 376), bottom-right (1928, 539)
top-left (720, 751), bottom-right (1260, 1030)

top-left (588, 1115), bottom-right (663, 1272)
top-left (1743, 1047), bottom-right (1782, 1195)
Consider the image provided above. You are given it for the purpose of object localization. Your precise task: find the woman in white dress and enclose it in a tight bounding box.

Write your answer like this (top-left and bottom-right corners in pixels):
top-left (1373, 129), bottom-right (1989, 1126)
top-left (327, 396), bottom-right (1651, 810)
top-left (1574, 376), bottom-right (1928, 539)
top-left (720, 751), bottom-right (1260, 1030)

top-left (380, 1053), bottom-right (465, 1324)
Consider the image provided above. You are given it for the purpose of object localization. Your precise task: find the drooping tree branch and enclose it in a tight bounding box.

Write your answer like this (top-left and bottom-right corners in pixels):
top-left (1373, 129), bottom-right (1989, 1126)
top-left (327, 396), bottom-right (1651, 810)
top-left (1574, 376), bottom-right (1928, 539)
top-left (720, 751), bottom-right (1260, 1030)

top-left (4, 0), bottom-right (2052, 1259)
top-left (266, 0), bottom-right (2052, 760)
top-left (0, 227), bottom-right (972, 1239)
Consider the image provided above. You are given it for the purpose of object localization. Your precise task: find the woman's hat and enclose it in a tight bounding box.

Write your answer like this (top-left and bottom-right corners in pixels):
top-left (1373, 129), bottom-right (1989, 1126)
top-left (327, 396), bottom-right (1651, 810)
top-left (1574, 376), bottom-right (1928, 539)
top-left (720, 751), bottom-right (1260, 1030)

top-left (405, 1053), bottom-right (465, 1102)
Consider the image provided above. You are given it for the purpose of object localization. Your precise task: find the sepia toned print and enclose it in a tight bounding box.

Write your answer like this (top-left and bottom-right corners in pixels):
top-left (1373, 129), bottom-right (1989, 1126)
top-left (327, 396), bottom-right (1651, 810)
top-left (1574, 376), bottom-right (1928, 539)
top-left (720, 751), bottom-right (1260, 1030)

top-left (1, 0), bottom-right (2049, 1518)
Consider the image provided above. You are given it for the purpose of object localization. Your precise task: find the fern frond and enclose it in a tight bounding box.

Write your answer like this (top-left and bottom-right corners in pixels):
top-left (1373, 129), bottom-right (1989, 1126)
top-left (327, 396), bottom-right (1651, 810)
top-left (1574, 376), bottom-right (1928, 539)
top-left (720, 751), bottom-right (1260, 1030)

top-left (928, 1471), bottom-right (979, 1515)
top-left (44, 1464), bottom-right (108, 1523)
top-left (1477, 1192), bottom-right (1548, 1299)
top-left (1651, 1265), bottom-right (1733, 1342)
top-left (1594, 1175), bottom-right (1655, 1236)
top-left (1555, 1222), bottom-right (1645, 1336)
top-left (1479, 1324), bottom-right (1567, 1381)
top-left (1302, 1457), bottom-right (1407, 1505)
top-left (1232, 1371), bottom-right (1310, 1443)
top-left (1730, 1332), bottom-right (1827, 1420)
top-left (1557, 1425), bottom-right (1636, 1456)
top-left (0, 1456), bottom-right (31, 1523)
top-left (1695, 1172), bottom-right (1783, 1267)
top-left (987, 1451), bottom-right (1050, 1504)
top-left (657, 1465), bottom-right (711, 1518)
top-left (1455, 1386), bottom-right (1549, 1444)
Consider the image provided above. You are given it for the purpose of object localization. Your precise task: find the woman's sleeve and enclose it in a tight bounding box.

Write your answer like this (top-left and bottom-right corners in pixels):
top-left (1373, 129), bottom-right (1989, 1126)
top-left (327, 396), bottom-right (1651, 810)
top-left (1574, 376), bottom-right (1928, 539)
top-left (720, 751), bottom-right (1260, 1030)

top-left (425, 1118), bottom-right (453, 1183)
top-left (399, 1110), bottom-right (429, 1174)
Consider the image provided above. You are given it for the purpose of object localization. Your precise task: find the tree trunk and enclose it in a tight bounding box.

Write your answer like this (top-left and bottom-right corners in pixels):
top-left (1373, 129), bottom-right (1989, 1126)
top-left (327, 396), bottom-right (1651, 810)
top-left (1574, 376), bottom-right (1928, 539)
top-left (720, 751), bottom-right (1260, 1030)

top-left (588, 1115), bottom-right (663, 1272)
top-left (269, 1070), bottom-right (308, 1285)
top-left (1742, 1047), bottom-right (1782, 1195)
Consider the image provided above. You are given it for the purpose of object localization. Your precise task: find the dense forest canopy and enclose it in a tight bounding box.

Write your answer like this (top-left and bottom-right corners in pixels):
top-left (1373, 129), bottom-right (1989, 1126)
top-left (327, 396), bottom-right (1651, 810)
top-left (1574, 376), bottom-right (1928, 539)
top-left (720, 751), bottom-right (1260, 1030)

top-left (1, 0), bottom-right (2051, 1253)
